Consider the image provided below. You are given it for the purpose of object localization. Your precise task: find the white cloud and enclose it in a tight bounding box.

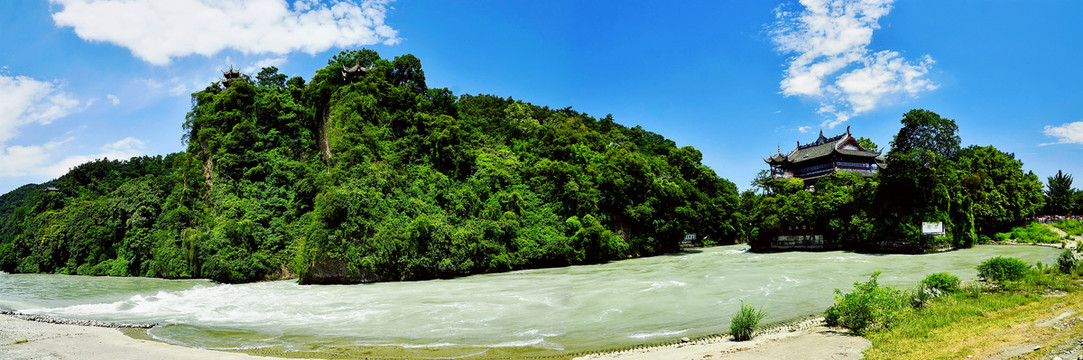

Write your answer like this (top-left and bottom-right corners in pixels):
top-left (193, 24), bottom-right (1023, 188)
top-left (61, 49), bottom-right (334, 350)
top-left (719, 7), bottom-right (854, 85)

top-left (107, 94), bottom-right (120, 105)
top-left (141, 78), bottom-right (164, 89)
top-left (1041, 121), bottom-right (1083, 146)
top-left (50, 0), bottom-right (400, 65)
top-left (0, 137), bottom-right (146, 178)
top-left (0, 74), bottom-right (82, 146)
top-left (797, 126), bottom-right (812, 133)
top-left (0, 139), bottom-right (71, 177)
top-left (771, 0), bottom-right (937, 128)
top-left (243, 56), bottom-right (289, 73)
top-left (168, 84), bottom-right (189, 97)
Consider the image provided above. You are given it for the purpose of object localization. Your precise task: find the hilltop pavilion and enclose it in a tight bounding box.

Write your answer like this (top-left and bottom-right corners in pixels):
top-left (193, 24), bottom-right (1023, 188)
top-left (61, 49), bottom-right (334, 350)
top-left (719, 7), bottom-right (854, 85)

top-left (764, 126), bottom-right (885, 182)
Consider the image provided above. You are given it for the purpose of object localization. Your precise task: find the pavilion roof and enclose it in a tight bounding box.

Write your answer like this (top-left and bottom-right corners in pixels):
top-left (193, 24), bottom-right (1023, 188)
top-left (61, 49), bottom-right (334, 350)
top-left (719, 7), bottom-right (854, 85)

top-left (764, 127), bottom-right (882, 165)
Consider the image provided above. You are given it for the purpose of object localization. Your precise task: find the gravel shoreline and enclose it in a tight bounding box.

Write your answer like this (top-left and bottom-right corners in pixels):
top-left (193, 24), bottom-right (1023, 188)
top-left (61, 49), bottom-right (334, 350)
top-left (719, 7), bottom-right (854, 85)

top-left (0, 310), bottom-right (157, 329)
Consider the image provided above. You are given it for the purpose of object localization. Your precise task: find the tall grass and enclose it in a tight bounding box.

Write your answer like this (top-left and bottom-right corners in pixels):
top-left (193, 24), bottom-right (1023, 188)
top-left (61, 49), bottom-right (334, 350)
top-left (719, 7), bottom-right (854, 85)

top-left (863, 269), bottom-right (1083, 359)
top-left (1051, 219), bottom-right (1083, 236)
top-left (730, 302), bottom-right (767, 341)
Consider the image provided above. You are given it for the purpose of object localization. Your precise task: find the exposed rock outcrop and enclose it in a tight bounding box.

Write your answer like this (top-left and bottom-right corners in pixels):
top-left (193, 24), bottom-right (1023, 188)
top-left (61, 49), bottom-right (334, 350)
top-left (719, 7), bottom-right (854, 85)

top-left (299, 257), bottom-right (379, 285)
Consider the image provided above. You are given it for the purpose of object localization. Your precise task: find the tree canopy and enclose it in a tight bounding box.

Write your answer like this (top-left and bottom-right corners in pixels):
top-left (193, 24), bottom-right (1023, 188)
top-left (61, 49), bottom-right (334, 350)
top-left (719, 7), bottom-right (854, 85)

top-left (955, 145), bottom-right (1044, 233)
top-left (1045, 170), bottom-right (1076, 215)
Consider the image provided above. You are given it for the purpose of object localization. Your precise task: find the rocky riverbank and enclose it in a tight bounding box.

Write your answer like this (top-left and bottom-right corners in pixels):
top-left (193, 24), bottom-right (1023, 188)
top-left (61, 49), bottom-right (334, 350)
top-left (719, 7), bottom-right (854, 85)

top-left (0, 311), bottom-right (156, 329)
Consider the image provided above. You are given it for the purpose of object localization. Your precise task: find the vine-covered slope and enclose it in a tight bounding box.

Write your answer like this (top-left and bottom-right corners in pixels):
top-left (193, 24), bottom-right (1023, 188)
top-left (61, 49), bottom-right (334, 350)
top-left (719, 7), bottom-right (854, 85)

top-left (0, 49), bottom-right (739, 283)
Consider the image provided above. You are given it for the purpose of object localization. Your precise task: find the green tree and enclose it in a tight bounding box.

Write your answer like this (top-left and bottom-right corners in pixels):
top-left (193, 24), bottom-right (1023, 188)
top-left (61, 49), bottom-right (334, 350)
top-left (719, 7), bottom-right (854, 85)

top-left (1045, 170), bottom-right (1075, 215)
top-left (256, 66), bottom-right (287, 89)
top-left (955, 145), bottom-right (1044, 233)
top-left (878, 109), bottom-right (966, 247)
top-left (889, 109), bottom-right (961, 160)
top-left (856, 137), bottom-right (879, 152)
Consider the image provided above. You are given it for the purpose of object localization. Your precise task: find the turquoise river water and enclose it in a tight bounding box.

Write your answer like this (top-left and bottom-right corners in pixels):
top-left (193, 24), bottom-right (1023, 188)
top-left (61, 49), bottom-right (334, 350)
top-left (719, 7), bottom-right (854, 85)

top-left (0, 245), bottom-right (1062, 358)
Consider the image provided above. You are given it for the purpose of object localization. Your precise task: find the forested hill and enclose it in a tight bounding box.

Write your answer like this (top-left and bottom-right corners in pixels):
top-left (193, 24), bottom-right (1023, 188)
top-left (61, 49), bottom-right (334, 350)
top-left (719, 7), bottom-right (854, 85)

top-left (0, 49), bottom-right (740, 284)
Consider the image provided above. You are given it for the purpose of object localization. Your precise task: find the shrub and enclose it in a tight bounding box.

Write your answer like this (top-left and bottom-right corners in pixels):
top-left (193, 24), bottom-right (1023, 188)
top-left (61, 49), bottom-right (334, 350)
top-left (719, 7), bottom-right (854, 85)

top-left (824, 305), bottom-right (841, 326)
top-left (1004, 223), bottom-right (1061, 244)
top-left (921, 272), bottom-right (961, 293)
top-left (730, 302), bottom-right (767, 341)
top-left (911, 273), bottom-right (959, 308)
top-left (1051, 219), bottom-right (1083, 236)
top-left (977, 256), bottom-right (1031, 283)
top-left (825, 271), bottom-right (911, 335)
top-left (910, 286), bottom-right (940, 308)
top-left (1057, 250), bottom-right (1077, 274)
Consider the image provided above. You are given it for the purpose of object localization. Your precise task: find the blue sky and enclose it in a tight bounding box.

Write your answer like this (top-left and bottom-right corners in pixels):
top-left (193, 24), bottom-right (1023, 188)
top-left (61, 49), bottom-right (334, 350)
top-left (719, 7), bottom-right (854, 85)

top-left (0, 0), bottom-right (1080, 195)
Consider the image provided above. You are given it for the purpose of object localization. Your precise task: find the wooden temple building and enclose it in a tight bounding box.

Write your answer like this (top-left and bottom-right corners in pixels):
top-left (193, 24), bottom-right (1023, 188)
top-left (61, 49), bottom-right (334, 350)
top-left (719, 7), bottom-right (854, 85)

top-left (221, 65), bottom-right (242, 87)
top-left (764, 126), bottom-right (885, 182)
top-left (341, 61), bottom-right (371, 82)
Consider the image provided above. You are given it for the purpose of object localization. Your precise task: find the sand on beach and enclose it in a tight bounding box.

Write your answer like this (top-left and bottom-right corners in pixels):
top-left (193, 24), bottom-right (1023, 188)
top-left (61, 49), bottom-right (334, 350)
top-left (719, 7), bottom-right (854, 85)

top-left (1, 313), bottom-right (868, 360)
top-left (0, 314), bottom-right (284, 360)
top-left (576, 325), bottom-right (870, 360)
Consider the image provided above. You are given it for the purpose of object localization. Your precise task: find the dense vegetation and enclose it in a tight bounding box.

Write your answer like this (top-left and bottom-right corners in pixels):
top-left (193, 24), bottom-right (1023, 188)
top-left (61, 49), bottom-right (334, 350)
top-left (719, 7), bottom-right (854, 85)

top-left (826, 255), bottom-right (1079, 336)
top-left (1052, 219), bottom-right (1083, 236)
top-left (828, 255), bottom-right (1083, 359)
top-left (747, 109), bottom-right (1052, 251)
top-left (0, 49), bottom-right (739, 283)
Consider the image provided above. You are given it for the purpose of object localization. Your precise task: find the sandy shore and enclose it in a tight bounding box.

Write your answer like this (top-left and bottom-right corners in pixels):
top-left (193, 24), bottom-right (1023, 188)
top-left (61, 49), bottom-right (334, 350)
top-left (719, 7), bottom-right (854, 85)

top-left (0, 314), bottom-right (284, 360)
top-left (576, 319), bottom-right (870, 360)
top-left (1, 313), bottom-right (868, 360)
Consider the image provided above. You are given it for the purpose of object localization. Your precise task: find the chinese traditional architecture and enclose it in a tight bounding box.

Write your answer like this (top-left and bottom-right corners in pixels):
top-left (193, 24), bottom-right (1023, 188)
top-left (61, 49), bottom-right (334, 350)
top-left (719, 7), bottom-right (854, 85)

top-left (222, 65), bottom-right (242, 86)
top-left (341, 61), bottom-right (371, 82)
top-left (763, 126), bottom-right (885, 182)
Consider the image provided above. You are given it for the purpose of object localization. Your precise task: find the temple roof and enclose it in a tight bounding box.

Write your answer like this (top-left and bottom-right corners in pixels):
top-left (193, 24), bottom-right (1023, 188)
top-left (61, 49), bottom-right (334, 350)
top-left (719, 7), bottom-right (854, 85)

top-left (341, 61), bottom-right (372, 81)
top-left (764, 126), bottom-right (882, 165)
top-left (222, 65), bottom-right (241, 80)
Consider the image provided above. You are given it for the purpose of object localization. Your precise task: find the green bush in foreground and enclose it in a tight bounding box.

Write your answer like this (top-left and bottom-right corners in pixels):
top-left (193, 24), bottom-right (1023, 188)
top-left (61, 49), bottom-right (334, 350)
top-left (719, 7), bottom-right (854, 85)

top-left (824, 271), bottom-right (911, 335)
top-left (730, 302), bottom-right (767, 341)
top-left (1057, 250), bottom-right (1078, 274)
top-left (977, 256), bottom-right (1031, 283)
top-left (921, 272), bottom-right (961, 293)
top-left (912, 272), bottom-right (961, 308)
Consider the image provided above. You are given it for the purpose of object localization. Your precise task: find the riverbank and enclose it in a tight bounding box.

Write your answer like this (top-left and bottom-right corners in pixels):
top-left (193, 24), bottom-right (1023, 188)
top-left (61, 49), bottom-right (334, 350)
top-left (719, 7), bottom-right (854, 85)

top-left (5, 285), bottom-right (1079, 360)
top-left (0, 314), bottom-right (284, 360)
top-left (576, 318), bottom-right (869, 360)
top-left (0, 312), bottom-right (870, 360)
top-left (0, 245), bottom-right (1066, 359)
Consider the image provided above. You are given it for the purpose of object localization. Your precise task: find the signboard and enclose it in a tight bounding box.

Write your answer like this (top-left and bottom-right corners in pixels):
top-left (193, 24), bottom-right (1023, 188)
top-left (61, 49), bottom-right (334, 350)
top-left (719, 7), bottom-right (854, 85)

top-left (921, 222), bottom-right (945, 235)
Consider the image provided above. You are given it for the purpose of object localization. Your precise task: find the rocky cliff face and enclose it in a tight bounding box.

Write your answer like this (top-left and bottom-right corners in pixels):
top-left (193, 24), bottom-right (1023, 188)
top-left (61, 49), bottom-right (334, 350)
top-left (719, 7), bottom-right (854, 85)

top-left (299, 257), bottom-right (379, 284)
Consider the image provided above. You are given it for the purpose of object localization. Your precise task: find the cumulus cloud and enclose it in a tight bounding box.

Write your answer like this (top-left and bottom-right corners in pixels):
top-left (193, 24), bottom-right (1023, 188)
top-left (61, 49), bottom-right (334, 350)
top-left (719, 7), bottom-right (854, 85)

top-left (771, 0), bottom-right (937, 128)
top-left (107, 94), bottom-right (120, 105)
top-left (243, 56), bottom-right (288, 73)
top-left (0, 73), bottom-right (82, 146)
top-left (0, 137), bottom-right (146, 178)
top-left (50, 0), bottom-right (400, 65)
top-left (1041, 121), bottom-right (1083, 146)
